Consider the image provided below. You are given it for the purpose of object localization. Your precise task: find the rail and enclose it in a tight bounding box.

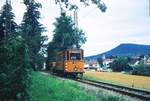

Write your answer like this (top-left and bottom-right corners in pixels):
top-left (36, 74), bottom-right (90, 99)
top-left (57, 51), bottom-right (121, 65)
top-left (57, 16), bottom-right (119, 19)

top-left (75, 79), bottom-right (150, 101)
top-left (42, 71), bottom-right (150, 101)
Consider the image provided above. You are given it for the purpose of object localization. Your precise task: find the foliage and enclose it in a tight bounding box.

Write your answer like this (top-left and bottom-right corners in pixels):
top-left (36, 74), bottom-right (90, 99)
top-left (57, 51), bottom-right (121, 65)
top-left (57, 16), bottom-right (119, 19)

top-left (52, 13), bottom-right (86, 49)
top-left (97, 57), bottom-right (103, 67)
top-left (47, 13), bottom-right (86, 69)
top-left (0, 2), bottom-right (31, 100)
top-left (84, 71), bottom-right (150, 90)
top-left (74, 28), bottom-right (87, 48)
top-left (132, 64), bottom-right (150, 76)
top-left (109, 57), bottom-right (132, 72)
top-left (0, 1), bottom-right (17, 41)
top-left (0, 34), bottom-right (32, 101)
top-left (31, 72), bottom-right (127, 101)
top-left (21, 0), bottom-right (47, 70)
top-left (31, 72), bottom-right (98, 101)
top-left (55, 0), bottom-right (107, 12)
top-left (95, 90), bottom-right (125, 101)
top-left (52, 13), bottom-right (75, 49)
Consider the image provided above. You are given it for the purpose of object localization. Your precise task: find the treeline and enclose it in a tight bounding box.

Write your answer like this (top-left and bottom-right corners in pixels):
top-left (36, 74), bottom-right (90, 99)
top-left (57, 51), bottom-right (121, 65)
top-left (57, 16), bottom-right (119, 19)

top-left (132, 64), bottom-right (150, 76)
top-left (0, 0), bottom-right (107, 100)
top-left (0, 0), bottom-right (46, 100)
top-left (97, 57), bottom-right (150, 76)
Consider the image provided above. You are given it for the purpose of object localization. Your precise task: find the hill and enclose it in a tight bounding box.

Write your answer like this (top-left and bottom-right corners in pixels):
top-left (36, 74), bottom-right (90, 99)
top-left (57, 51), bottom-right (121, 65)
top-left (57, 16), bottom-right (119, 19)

top-left (85, 43), bottom-right (150, 60)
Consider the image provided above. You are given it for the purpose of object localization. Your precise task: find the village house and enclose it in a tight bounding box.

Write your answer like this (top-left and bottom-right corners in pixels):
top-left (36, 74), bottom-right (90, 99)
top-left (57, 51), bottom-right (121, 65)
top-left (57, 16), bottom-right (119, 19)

top-left (84, 60), bottom-right (100, 70)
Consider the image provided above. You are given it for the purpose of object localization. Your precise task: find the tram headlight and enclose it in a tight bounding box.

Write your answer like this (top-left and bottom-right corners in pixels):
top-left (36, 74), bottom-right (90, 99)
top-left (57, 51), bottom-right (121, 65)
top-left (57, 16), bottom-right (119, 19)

top-left (65, 67), bottom-right (68, 71)
top-left (65, 62), bottom-right (67, 67)
top-left (65, 62), bottom-right (68, 71)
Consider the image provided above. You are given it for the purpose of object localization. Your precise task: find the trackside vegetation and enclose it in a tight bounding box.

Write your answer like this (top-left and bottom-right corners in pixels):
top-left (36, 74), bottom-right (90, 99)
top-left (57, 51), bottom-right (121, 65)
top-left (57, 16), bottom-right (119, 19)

top-left (30, 72), bottom-right (126, 101)
top-left (0, 0), bottom-right (107, 100)
top-left (30, 72), bottom-right (98, 101)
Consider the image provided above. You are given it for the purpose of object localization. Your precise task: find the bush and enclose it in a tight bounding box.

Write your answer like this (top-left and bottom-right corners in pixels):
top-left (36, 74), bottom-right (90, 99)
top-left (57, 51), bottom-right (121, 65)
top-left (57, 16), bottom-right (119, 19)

top-left (132, 64), bottom-right (150, 76)
top-left (0, 36), bottom-right (31, 101)
top-left (109, 57), bottom-right (132, 72)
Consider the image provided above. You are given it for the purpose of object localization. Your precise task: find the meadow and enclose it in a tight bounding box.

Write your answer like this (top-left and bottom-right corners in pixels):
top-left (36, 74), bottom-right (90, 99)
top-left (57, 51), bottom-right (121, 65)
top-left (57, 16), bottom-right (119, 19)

top-left (30, 72), bottom-right (126, 101)
top-left (30, 72), bottom-right (99, 101)
top-left (84, 71), bottom-right (150, 90)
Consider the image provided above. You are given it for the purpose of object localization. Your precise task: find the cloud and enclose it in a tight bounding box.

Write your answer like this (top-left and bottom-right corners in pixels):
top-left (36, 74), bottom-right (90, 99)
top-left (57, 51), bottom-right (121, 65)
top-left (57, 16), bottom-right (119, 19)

top-left (0, 0), bottom-right (149, 56)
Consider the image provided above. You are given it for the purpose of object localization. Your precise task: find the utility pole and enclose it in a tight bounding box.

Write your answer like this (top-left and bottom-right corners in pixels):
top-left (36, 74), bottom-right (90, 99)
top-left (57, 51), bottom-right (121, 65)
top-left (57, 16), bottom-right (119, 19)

top-left (73, 7), bottom-right (78, 29)
top-left (72, 6), bottom-right (79, 49)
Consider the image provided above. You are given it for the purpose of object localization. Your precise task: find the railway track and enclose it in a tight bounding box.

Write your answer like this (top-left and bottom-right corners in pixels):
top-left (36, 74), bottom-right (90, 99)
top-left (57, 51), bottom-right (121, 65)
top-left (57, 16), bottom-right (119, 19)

top-left (75, 79), bottom-right (150, 101)
top-left (42, 71), bottom-right (150, 101)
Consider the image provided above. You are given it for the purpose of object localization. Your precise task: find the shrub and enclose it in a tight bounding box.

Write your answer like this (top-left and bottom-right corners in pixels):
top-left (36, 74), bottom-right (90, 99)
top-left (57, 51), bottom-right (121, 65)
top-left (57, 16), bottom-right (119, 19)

top-left (109, 57), bottom-right (132, 72)
top-left (132, 64), bottom-right (150, 76)
top-left (0, 36), bottom-right (31, 101)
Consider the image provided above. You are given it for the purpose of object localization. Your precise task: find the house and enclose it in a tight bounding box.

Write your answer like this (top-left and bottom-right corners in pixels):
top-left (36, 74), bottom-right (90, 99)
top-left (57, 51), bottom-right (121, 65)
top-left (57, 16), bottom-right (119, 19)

top-left (143, 55), bottom-right (150, 64)
top-left (102, 58), bottom-right (114, 69)
top-left (84, 60), bottom-right (100, 70)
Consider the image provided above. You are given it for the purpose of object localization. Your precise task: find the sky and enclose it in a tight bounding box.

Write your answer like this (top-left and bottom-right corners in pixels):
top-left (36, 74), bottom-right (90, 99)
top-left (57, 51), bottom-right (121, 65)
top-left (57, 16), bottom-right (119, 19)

top-left (0, 0), bottom-right (150, 56)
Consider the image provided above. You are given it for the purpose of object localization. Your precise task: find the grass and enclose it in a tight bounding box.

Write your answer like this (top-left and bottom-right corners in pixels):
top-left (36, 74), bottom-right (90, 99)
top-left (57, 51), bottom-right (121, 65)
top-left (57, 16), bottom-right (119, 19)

top-left (84, 71), bottom-right (150, 91)
top-left (30, 72), bottom-right (126, 101)
top-left (30, 72), bottom-right (99, 101)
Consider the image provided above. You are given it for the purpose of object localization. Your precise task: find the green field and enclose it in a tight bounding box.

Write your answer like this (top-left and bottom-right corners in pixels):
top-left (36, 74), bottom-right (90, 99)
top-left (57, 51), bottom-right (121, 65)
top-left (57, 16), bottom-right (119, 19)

top-left (84, 71), bottom-right (150, 91)
top-left (30, 72), bottom-right (99, 101)
top-left (30, 72), bottom-right (126, 101)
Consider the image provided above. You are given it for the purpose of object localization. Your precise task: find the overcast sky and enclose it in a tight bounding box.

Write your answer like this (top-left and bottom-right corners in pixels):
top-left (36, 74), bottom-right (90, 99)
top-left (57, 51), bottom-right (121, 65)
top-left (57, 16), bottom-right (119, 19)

top-left (0, 0), bottom-right (150, 56)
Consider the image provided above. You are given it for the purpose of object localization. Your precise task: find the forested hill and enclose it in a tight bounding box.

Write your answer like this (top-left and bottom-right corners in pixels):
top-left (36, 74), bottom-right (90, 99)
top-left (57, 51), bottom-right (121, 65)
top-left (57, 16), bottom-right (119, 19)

top-left (85, 43), bottom-right (150, 60)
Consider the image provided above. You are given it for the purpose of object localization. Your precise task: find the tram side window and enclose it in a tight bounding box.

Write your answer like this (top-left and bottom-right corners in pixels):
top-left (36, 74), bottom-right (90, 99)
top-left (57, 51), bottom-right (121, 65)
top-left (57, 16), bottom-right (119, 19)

top-left (67, 51), bottom-right (69, 60)
top-left (70, 53), bottom-right (81, 60)
top-left (63, 53), bottom-right (67, 60)
top-left (57, 55), bottom-right (62, 61)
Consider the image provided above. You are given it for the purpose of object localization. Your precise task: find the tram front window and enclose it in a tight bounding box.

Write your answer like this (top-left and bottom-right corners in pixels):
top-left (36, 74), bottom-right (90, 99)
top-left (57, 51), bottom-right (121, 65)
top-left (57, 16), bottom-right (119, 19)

top-left (70, 53), bottom-right (81, 60)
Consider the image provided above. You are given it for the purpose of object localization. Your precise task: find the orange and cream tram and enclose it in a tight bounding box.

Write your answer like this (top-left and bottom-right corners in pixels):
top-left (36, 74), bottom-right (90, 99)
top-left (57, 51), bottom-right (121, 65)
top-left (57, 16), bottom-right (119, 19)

top-left (51, 49), bottom-right (84, 78)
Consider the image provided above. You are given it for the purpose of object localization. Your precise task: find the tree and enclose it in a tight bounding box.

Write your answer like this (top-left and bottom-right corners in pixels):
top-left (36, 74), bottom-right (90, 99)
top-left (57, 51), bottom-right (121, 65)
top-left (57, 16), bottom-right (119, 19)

top-left (21, 0), bottom-right (47, 70)
top-left (52, 13), bottom-right (86, 49)
top-left (132, 64), bottom-right (150, 76)
top-left (47, 13), bottom-right (86, 69)
top-left (0, 1), bottom-right (31, 100)
top-left (109, 57), bottom-right (132, 72)
top-left (0, 1), bottom-right (17, 41)
top-left (0, 35), bottom-right (31, 101)
top-left (74, 28), bottom-right (87, 48)
top-left (54, 0), bottom-right (107, 12)
top-left (97, 57), bottom-right (103, 67)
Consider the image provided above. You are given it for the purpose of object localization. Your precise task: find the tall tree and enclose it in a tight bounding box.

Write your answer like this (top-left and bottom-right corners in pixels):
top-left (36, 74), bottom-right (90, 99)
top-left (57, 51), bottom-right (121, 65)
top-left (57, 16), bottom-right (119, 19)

top-left (21, 0), bottom-right (47, 70)
top-left (52, 13), bottom-right (86, 49)
top-left (0, 35), bottom-right (31, 101)
top-left (47, 13), bottom-right (86, 70)
top-left (0, 1), bottom-right (31, 100)
top-left (0, 0), bottom-right (17, 41)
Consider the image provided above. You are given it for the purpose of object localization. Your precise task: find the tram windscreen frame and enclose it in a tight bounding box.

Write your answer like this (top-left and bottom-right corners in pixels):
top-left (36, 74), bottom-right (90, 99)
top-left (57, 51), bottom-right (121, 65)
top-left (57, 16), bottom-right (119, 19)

top-left (70, 53), bottom-right (81, 60)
